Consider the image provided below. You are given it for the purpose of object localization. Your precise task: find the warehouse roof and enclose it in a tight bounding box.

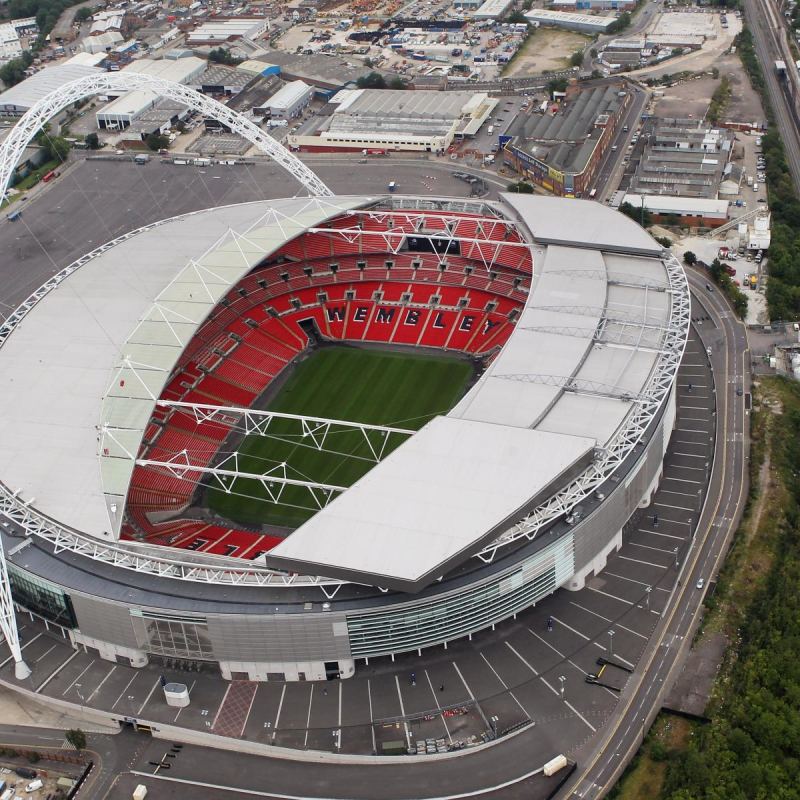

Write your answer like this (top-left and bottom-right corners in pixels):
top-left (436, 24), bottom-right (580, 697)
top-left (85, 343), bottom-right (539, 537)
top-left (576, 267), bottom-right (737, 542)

top-left (0, 64), bottom-right (102, 112)
top-left (265, 79), bottom-right (311, 110)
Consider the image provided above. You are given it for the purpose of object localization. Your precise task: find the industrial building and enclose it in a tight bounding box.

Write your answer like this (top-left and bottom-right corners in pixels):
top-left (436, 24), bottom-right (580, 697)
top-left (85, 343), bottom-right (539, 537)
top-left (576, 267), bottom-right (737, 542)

top-left (82, 31), bottom-right (125, 54)
top-left (551, 0), bottom-right (636, 10)
top-left (621, 194), bottom-right (729, 228)
top-left (288, 89), bottom-right (497, 153)
top-left (185, 18), bottom-right (268, 46)
top-left (473, 0), bottom-right (515, 19)
top-left (626, 118), bottom-right (734, 200)
top-left (525, 9), bottom-right (618, 32)
top-left (96, 57), bottom-right (205, 132)
top-left (0, 17), bottom-right (37, 63)
top-left (0, 63), bottom-right (102, 115)
top-left (195, 64), bottom-right (255, 96)
top-left (262, 80), bottom-right (314, 120)
top-left (504, 82), bottom-right (631, 196)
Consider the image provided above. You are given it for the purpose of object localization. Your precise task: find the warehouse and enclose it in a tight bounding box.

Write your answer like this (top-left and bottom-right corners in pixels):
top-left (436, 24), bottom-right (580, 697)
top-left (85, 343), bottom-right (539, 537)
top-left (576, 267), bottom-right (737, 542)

top-left (96, 57), bottom-right (205, 131)
top-left (0, 63), bottom-right (102, 114)
top-left (525, 9), bottom-right (618, 32)
top-left (621, 194), bottom-right (729, 228)
top-left (263, 80), bottom-right (313, 120)
top-left (505, 82), bottom-right (631, 196)
top-left (627, 118), bottom-right (734, 200)
top-left (551, 0), bottom-right (636, 9)
top-left (0, 18), bottom-right (35, 63)
top-left (473, 0), bottom-right (514, 19)
top-left (186, 18), bottom-right (268, 45)
top-left (288, 89), bottom-right (496, 153)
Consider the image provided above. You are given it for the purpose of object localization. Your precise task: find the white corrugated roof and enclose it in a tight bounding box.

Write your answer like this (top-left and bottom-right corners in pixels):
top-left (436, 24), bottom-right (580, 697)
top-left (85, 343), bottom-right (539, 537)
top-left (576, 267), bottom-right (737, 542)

top-left (622, 194), bottom-right (729, 216)
top-left (0, 64), bottom-right (103, 111)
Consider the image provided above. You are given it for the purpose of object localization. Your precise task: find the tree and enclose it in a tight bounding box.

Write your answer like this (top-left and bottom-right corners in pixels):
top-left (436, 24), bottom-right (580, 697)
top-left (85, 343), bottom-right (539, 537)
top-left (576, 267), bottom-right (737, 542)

top-left (75, 6), bottom-right (94, 21)
top-left (507, 181), bottom-right (534, 193)
top-left (356, 71), bottom-right (387, 89)
top-left (507, 10), bottom-right (527, 23)
top-left (618, 201), bottom-right (651, 227)
top-left (683, 250), bottom-right (697, 266)
top-left (85, 132), bottom-right (100, 150)
top-left (208, 47), bottom-right (241, 66)
top-left (388, 76), bottom-right (408, 90)
top-left (606, 11), bottom-right (631, 34)
top-left (569, 49), bottom-right (583, 68)
top-left (0, 51), bottom-right (33, 87)
top-left (64, 729), bottom-right (86, 754)
top-left (547, 77), bottom-right (568, 96)
top-left (145, 132), bottom-right (170, 152)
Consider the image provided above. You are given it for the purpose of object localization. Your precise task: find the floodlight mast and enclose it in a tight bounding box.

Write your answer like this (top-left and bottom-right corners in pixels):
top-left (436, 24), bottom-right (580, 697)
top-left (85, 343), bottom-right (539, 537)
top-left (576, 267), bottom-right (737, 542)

top-left (0, 72), bottom-right (333, 201)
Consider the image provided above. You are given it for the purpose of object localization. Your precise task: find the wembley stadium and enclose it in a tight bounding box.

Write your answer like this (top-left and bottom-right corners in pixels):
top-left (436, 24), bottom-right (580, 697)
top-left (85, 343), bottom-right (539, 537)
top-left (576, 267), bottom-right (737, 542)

top-left (0, 190), bottom-right (689, 684)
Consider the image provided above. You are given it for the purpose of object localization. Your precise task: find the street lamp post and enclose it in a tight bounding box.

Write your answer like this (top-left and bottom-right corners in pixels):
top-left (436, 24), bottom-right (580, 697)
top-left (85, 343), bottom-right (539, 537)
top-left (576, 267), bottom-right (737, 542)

top-left (608, 630), bottom-right (615, 656)
top-left (559, 675), bottom-right (566, 702)
top-left (645, 586), bottom-right (652, 610)
top-left (674, 547), bottom-right (679, 568)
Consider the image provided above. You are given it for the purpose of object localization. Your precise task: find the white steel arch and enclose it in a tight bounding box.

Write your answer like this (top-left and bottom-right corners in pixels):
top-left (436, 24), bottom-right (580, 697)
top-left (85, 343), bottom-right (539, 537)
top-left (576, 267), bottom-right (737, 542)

top-left (0, 72), bottom-right (332, 201)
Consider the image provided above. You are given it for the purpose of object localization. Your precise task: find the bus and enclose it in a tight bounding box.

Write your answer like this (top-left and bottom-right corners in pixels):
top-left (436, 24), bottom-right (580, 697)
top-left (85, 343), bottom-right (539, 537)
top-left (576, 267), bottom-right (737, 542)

top-left (41, 170), bottom-right (57, 183)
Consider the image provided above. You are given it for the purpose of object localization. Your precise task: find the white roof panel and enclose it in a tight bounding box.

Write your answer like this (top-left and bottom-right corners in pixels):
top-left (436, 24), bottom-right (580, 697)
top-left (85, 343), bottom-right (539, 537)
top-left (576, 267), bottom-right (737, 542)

top-left (267, 417), bottom-right (595, 589)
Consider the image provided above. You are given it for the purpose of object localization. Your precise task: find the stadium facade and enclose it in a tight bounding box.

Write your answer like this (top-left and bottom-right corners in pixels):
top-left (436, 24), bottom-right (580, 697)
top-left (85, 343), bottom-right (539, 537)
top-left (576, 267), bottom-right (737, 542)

top-left (0, 193), bottom-right (689, 683)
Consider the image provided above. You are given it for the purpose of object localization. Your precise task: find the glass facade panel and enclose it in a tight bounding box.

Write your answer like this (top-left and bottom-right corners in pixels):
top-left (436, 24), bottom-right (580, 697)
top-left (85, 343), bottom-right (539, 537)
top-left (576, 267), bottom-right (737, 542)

top-left (346, 536), bottom-right (573, 658)
top-left (8, 564), bottom-right (76, 628)
top-left (130, 612), bottom-right (214, 660)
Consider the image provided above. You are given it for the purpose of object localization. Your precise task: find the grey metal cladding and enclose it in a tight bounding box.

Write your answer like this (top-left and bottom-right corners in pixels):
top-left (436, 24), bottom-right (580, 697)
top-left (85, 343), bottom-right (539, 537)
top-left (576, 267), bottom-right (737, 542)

top-left (70, 593), bottom-right (139, 649)
top-left (206, 613), bottom-right (352, 662)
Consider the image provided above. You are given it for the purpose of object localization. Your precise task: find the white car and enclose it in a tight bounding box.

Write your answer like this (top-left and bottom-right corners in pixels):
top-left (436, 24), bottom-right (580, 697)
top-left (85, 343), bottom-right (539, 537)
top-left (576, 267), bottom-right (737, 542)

top-left (696, 578), bottom-right (705, 590)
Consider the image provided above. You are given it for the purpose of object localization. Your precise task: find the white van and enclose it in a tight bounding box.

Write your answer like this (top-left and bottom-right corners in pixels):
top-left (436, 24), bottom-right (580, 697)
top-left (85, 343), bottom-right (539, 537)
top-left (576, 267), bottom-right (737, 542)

top-left (487, 125), bottom-right (494, 136)
top-left (25, 779), bottom-right (43, 793)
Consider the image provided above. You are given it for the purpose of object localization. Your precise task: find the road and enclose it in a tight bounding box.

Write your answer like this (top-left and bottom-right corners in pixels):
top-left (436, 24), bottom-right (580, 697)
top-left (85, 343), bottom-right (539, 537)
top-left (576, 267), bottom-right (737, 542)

top-left (745, 0), bottom-right (800, 190)
top-left (560, 273), bottom-right (750, 799)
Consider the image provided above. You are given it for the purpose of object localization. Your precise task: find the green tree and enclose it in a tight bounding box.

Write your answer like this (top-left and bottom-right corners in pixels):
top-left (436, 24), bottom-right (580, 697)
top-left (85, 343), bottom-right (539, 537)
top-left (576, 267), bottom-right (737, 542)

top-left (683, 250), bottom-right (697, 265)
top-left (606, 11), bottom-right (631, 34)
top-left (506, 9), bottom-right (527, 23)
top-left (356, 71), bottom-right (387, 89)
top-left (145, 132), bottom-right (169, 151)
top-left (569, 49), bottom-right (583, 68)
top-left (64, 728), bottom-right (86, 754)
top-left (85, 132), bottom-right (100, 149)
top-left (74, 6), bottom-right (94, 21)
top-left (208, 47), bottom-right (241, 66)
top-left (507, 181), bottom-right (534, 193)
top-left (0, 51), bottom-right (33, 87)
top-left (388, 76), bottom-right (408, 89)
top-left (618, 201), bottom-right (652, 227)
top-left (547, 77), bottom-right (568, 96)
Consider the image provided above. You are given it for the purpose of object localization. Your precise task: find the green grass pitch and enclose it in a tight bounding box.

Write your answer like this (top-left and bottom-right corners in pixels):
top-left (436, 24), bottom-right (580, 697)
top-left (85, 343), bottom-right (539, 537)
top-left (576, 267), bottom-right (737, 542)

top-left (206, 346), bottom-right (474, 528)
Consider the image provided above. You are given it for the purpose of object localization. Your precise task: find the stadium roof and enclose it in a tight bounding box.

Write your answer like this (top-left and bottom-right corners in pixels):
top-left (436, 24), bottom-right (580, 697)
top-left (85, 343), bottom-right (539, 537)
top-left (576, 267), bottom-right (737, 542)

top-left (0, 193), bottom-right (683, 591)
top-left (0, 197), bottom-right (368, 542)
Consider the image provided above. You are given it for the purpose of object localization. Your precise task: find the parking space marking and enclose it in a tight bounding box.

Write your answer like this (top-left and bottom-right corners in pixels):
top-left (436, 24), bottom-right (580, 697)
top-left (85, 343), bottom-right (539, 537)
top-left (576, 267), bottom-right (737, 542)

top-left (303, 685), bottom-right (315, 747)
top-left (62, 662), bottom-right (93, 697)
top-left (618, 555), bottom-right (668, 569)
top-left (174, 680), bottom-right (195, 722)
top-left (663, 475), bottom-right (703, 485)
top-left (272, 685), bottom-right (286, 741)
top-left (602, 570), bottom-right (671, 593)
top-left (34, 643), bottom-right (59, 663)
top-left (551, 615), bottom-right (592, 643)
top-left (628, 541), bottom-right (675, 556)
top-left (424, 669), bottom-right (452, 742)
top-left (569, 602), bottom-right (648, 641)
top-left (654, 501), bottom-right (694, 512)
top-left (137, 678), bottom-right (161, 716)
top-left (478, 652), bottom-right (527, 716)
top-left (661, 489), bottom-right (699, 499)
top-left (586, 586), bottom-right (634, 606)
top-left (637, 528), bottom-right (684, 541)
top-left (539, 676), bottom-right (597, 733)
top-left (0, 632), bottom-right (42, 669)
top-left (87, 665), bottom-right (116, 703)
top-left (366, 679), bottom-right (376, 754)
top-left (394, 675), bottom-right (412, 746)
top-left (35, 649), bottom-right (79, 693)
top-left (505, 642), bottom-right (539, 676)
top-left (674, 452), bottom-right (708, 459)
top-left (111, 672), bottom-right (140, 710)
